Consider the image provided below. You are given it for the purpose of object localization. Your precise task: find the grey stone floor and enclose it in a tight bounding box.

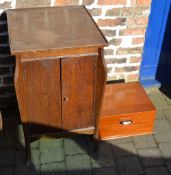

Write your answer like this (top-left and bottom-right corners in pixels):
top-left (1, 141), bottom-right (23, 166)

top-left (1, 86), bottom-right (171, 175)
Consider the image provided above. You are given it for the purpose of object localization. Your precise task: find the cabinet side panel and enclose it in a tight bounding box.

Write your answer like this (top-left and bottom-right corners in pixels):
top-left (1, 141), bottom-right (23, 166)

top-left (61, 55), bottom-right (97, 130)
top-left (94, 48), bottom-right (107, 139)
top-left (19, 58), bottom-right (61, 129)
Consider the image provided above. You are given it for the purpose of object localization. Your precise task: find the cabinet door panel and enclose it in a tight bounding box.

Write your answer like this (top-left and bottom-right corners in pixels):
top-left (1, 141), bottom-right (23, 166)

top-left (61, 55), bottom-right (97, 130)
top-left (21, 58), bottom-right (61, 129)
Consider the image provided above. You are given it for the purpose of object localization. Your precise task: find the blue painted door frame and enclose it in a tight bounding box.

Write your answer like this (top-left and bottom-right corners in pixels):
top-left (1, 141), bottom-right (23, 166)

top-left (140, 0), bottom-right (171, 87)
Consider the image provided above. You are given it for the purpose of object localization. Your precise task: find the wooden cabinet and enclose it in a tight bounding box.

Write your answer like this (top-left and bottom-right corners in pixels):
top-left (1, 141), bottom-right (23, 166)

top-left (7, 5), bottom-right (108, 160)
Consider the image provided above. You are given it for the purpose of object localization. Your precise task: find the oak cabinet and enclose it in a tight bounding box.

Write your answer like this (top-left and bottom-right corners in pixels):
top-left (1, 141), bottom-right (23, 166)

top-left (7, 5), bottom-right (108, 160)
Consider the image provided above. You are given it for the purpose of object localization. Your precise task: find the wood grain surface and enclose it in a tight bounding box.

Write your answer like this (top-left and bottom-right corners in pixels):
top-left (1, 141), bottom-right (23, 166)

top-left (61, 55), bottom-right (97, 130)
top-left (94, 48), bottom-right (107, 139)
top-left (7, 6), bottom-right (108, 55)
top-left (101, 82), bottom-right (156, 117)
top-left (20, 57), bottom-right (62, 128)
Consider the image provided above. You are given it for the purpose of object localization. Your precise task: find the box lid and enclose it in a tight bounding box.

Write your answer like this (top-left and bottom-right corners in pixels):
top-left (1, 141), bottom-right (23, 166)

top-left (7, 6), bottom-right (108, 55)
top-left (101, 82), bottom-right (156, 117)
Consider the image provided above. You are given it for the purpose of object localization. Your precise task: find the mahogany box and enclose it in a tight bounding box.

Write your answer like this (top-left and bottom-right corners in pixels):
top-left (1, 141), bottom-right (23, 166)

top-left (99, 82), bottom-right (156, 140)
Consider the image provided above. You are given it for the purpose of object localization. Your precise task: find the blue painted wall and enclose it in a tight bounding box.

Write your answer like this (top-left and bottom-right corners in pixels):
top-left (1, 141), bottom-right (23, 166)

top-left (140, 0), bottom-right (171, 85)
top-left (156, 3), bottom-right (171, 84)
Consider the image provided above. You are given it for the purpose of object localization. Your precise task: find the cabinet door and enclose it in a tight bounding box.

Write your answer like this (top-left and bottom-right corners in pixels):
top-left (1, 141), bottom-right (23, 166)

top-left (61, 55), bottom-right (97, 130)
top-left (21, 58), bottom-right (61, 129)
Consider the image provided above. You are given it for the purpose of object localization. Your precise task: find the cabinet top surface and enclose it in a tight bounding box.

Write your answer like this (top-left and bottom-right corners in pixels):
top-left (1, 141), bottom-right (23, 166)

top-left (7, 6), bottom-right (108, 55)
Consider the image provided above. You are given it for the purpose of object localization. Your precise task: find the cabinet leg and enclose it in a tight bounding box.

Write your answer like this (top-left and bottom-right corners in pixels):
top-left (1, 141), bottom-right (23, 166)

top-left (23, 124), bottom-right (31, 165)
top-left (90, 135), bottom-right (99, 154)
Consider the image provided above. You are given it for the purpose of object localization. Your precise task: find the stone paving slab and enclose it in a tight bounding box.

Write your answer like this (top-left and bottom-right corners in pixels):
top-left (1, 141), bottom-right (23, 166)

top-left (14, 150), bottom-right (40, 175)
top-left (146, 88), bottom-right (168, 108)
top-left (90, 141), bottom-right (115, 168)
top-left (156, 109), bottom-right (166, 120)
top-left (1, 87), bottom-right (171, 175)
top-left (66, 154), bottom-right (91, 175)
top-left (159, 143), bottom-right (171, 160)
top-left (41, 162), bottom-right (66, 175)
top-left (137, 148), bottom-right (164, 167)
top-left (112, 142), bottom-right (137, 157)
top-left (154, 119), bottom-right (171, 143)
top-left (166, 161), bottom-right (171, 174)
top-left (107, 137), bottom-right (132, 145)
top-left (145, 167), bottom-right (170, 175)
top-left (92, 167), bottom-right (118, 175)
top-left (116, 156), bottom-right (143, 175)
top-left (64, 135), bottom-right (88, 155)
top-left (133, 135), bottom-right (157, 149)
top-left (164, 107), bottom-right (171, 121)
top-left (40, 138), bottom-right (64, 164)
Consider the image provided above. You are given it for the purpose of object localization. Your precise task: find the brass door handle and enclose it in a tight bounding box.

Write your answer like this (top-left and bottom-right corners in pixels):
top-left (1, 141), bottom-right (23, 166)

top-left (64, 97), bottom-right (69, 101)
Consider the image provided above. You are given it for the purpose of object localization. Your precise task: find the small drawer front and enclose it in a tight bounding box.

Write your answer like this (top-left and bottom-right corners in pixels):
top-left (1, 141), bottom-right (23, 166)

top-left (99, 110), bottom-right (156, 140)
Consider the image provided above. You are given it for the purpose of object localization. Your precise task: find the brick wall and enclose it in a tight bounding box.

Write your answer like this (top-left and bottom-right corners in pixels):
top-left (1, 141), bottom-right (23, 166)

top-left (0, 0), bottom-right (152, 107)
top-left (55, 0), bottom-right (152, 82)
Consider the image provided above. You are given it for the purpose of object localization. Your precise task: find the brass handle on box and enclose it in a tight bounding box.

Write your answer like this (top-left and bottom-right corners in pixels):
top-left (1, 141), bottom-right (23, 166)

top-left (120, 120), bottom-right (133, 125)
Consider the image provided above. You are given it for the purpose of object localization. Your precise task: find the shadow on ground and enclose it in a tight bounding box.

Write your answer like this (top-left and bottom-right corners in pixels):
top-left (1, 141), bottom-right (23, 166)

top-left (1, 105), bottom-right (171, 175)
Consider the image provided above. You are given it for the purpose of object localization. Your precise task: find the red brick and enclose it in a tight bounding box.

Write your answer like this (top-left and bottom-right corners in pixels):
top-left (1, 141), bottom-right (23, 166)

top-left (129, 57), bottom-right (142, 63)
top-left (97, 18), bottom-right (126, 27)
top-left (127, 17), bottom-right (136, 26)
top-left (98, 0), bottom-right (126, 5)
top-left (109, 38), bottom-right (122, 46)
top-left (16, 0), bottom-right (51, 8)
top-left (116, 47), bottom-right (142, 55)
top-left (88, 8), bottom-right (102, 16)
top-left (0, 86), bottom-right (15, 95)
top-left (0, 67), bottom-right (10, 75)
top-left (105, 8), bottom-right (120, 16)
top-left (121, 8), bottom-right (133, 16)
top-left (132, 37), bottom-right (144, 45)
top-left (121, 7), bottom-right (150, 16)
top-left (130, 0), bottom-right (137, 6)
top-left (115, 66), bottom-right (140, 73)
top-left (137, 0), bottom-right (151, 6)
top-left (3, 76), bottom-right (14, 85)
top-left (101, 29), bottom-right (116, 37)
top-left (82, 0), bottom-right (94, 5)
top-left (119, 27), bottom-right (146, 35)
top-left (0, 1), bottom-right (11, 9)
top-left (104, 49), bottom-right (113, 55)
top-left (127, 16), bottom-right (148, 26)
top-left (55, 0), bottom-right (79, 6)
top-left (136, 16), bottom-right (149, 25)
top-left (107, 67), bottom-right (113, 73)
top-left (106, 58), bottom-right (127, 64)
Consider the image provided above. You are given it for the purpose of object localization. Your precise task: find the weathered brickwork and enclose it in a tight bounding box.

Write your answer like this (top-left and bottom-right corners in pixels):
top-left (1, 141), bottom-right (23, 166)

top-left (0, 0), bottom-right (152, 107)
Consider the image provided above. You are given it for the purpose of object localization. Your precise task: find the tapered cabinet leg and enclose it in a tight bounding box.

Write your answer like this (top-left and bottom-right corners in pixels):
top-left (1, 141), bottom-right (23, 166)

top-left (23, 124), bottom-right (31, 165)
